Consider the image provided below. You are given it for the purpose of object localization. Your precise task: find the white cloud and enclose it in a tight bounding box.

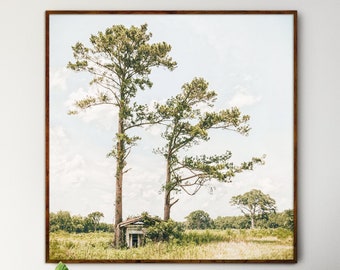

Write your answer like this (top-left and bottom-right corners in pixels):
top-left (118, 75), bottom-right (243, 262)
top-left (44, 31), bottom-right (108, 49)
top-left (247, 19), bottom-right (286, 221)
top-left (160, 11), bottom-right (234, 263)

top-left (144, 125), bottom-right (162, 137)
top-left (196, 102), bottom-right (215, 114)
top-left (50, 67), bottom-right (70, 91)
top-left (228, 86), bottom-right (262, 108)
top-left (114, 150), bottom-right (167, 218)
top-left (49, 125), bottom-right (116, 222)
top-left (65, 87), bottom-right (118, 131)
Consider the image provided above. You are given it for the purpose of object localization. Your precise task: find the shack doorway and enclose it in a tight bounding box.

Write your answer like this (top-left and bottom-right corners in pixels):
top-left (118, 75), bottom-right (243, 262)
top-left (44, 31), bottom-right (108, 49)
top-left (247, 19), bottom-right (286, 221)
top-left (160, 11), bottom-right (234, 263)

top-left (118, 217), bottom-right (145, 248)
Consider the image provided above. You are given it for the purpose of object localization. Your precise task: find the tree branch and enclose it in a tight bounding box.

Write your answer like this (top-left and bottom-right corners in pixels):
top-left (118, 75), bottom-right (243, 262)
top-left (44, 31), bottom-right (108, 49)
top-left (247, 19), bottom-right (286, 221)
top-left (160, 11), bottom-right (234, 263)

top-left (169, 198), bottom-right (179, 208)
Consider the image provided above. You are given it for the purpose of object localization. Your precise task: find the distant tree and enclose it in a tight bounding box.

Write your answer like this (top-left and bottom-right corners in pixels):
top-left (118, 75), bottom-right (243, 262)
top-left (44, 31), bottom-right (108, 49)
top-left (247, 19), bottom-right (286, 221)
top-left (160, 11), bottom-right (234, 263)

top-left (230, 189), bottom-right (276, 229)
top-left (154, 77), bottom-right (264, 220)
top-left (71, 215), bottom-right (85, 233)
top-left (97, 222), bottom-right (114, 232)
top-left (87, 211), bottom-right (104, 232)
top-left (213, 216), bottom-right (232, 229)
top-left (245, 209), bottom-right (294, 230)
top-left (214, 215), bottom-right (250, 229)
top-left (282, 209), bottom-right (294, 231)
top-left (49, 212), bottom-right (60, 232)
top-left (49, 211), bottom-right (74, 232)
top-left (265, 209), bottom-right (294, 231)
top-left (67, 23), bottom-right (176, 246)
top-left (185, 210), bottom-right (214, 230)
top-left (49, 211), bottom-right (113, 233)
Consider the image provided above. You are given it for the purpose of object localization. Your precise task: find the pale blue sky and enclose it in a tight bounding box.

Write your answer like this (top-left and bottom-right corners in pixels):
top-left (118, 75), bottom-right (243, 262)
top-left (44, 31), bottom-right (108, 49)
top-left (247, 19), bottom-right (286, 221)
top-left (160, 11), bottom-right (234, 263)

top-left (49, 13), bottom-right (295, 223)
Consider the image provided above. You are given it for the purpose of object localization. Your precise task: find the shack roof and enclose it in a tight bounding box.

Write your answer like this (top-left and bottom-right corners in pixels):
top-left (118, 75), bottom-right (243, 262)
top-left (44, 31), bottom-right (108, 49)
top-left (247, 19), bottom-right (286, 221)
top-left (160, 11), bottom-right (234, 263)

top-left (118, 216), bottom-right (143, 228)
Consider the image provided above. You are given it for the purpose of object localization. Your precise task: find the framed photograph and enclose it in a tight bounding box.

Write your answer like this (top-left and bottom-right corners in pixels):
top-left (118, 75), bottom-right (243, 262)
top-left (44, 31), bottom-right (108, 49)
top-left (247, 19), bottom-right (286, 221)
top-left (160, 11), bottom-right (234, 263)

top-left (46, 10), bottom-right (297, 263)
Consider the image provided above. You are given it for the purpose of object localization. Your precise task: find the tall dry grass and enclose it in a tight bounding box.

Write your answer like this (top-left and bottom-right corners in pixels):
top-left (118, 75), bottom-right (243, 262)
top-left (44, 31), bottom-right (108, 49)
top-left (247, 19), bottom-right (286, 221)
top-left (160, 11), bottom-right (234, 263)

top-left (49, 228), bottom-right (294, 261)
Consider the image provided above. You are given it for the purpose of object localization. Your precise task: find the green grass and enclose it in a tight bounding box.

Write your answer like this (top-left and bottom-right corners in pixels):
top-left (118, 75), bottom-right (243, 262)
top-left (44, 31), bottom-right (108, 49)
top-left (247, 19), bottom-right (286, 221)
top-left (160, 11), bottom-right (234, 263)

top-left (49, 229), bottom-right (294, 261)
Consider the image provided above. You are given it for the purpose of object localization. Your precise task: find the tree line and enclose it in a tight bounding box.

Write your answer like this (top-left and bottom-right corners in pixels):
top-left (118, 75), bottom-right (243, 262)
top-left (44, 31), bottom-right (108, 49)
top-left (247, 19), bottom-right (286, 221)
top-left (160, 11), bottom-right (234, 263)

top-left (66, 23), bottom-right (265, 246)
top-left (49, 211), bottom-right (113, 233)
top-left (50, 189), bottom-right (294, 237)
top-left (187, 209), bottom-right (294, 231)
top-left (50, 207), bottom-right (293, 236)
top-left (184, 189), bottom-right (294, 231)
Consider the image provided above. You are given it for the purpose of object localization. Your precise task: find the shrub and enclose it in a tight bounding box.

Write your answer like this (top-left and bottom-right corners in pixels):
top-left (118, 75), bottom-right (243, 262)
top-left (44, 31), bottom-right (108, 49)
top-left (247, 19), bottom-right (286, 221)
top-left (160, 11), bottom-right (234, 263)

top-left (145, 219), bottom-right (184, 242)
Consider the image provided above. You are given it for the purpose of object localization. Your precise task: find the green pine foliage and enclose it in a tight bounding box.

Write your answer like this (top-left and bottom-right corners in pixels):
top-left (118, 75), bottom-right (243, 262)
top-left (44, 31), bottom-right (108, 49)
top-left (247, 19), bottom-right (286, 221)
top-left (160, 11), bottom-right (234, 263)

top-left (67, 23), bottom-right (177, 247)
top-left (154, 77), bottom-right (265, 220)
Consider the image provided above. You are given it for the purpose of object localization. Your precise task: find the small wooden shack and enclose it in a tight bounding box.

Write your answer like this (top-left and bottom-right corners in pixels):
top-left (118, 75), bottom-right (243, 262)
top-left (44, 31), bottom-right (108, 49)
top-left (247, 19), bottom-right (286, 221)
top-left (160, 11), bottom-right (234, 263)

top-left (117, 217), bottom-right (145, 248)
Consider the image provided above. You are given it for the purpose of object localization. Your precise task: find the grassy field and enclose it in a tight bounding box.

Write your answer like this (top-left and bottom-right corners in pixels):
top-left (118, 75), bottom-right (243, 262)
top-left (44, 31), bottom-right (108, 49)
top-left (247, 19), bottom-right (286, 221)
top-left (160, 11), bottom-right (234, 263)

top-left (49, 229), bottom-right (294, 261)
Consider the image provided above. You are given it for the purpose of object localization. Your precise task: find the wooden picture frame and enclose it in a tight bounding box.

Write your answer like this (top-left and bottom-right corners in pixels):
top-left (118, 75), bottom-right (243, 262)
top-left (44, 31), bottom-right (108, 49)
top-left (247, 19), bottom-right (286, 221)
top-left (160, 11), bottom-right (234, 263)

top-left (46, 10), bottom-right (297, 263)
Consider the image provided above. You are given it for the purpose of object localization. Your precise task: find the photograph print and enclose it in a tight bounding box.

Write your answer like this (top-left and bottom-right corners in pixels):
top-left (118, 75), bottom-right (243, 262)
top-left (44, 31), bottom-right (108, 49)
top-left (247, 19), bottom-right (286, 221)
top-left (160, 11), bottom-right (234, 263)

top-left (46, 10), bottom-right (297, 263)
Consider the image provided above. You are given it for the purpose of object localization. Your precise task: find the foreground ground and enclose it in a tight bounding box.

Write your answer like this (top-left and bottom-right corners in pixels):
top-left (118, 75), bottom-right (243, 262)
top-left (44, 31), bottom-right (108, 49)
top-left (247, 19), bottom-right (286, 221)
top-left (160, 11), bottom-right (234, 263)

top-left (49, 228), bottom-right (294, 261)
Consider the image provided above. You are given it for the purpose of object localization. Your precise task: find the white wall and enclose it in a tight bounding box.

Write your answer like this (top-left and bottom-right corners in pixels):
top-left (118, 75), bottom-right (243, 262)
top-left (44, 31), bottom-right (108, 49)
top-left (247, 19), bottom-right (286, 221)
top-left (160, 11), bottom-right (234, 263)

top-left (1, 0), bottom-right (339, 269)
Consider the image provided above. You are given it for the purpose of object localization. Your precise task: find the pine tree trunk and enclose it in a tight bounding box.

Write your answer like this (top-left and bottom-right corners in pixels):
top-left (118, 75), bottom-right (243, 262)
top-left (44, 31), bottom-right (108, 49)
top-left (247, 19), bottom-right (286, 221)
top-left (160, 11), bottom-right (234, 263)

top-left (163, 159), bottom-right (171, 221)
top-left (114, 115), bottom-right (124, 247)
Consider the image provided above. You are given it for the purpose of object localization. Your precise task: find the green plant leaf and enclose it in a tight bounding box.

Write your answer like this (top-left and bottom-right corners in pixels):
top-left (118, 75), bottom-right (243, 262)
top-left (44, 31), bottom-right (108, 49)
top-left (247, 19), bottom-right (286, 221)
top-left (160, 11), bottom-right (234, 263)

top-left (55, 262), bottom-right (69, 270)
